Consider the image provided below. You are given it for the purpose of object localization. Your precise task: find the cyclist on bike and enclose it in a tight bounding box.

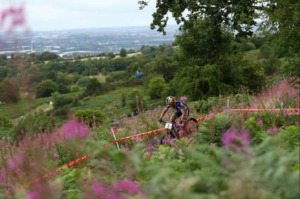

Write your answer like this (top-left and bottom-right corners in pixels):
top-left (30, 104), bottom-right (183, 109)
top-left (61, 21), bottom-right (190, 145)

top-left (158, 96), bottom-right (190, 137)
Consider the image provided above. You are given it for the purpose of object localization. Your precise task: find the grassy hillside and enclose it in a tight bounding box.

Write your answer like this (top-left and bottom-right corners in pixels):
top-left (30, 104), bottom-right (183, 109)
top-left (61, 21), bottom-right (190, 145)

top-left (0, 79), bottom-right (299, 198)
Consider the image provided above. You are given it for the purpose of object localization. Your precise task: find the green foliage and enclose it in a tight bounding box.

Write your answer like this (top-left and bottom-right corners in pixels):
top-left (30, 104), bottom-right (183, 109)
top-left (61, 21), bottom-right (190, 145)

top-left (0, 116), bottom-right (14, 138)
top-left (148, 76), bottom-right (168, 99)
top-left (139, 0), bottom-right (257, 38)
top-left (176, 18), bottom-right (235, 66)
top-left (36, 79), bottom-right (58, 98)
top-left (240, 41), bottom-right (256, 52)
top-left (70, 85), bottom-right (81, 93)
top-left (13, 111), bottom-right (56, 136)
top-left (195, 114), bottom-right (230, 145)
top-left (144, 55), bottom-right (177, 82)
top-left (0, 79), bottom-right (20, 103)
top-left (127, 89), bottom-right (145, 114)
top-left (81, 78), bottom-right (102, 97)
top-left (263, 55), bottom-right (281, 76)
top-left (0, 115), bottom-right (13, 128)
top-left (76, 76), bottom-right (90, 87)
top-left (241, 61), bottom-right (265, 91)
top-left (119, 48), bottom-right (127, 57)
top-left (53, 93), bottom-right (78, 109)
top-left (171, 64), bottom-right (236, 100)
top-left (105, 71), bottom-right (128, 83)
top-left (278, 126), bottom-right (300, 151)
top-left (260, 44), bottom-right (273, 59)
top-left (38, 51), bottom-right (59, 61)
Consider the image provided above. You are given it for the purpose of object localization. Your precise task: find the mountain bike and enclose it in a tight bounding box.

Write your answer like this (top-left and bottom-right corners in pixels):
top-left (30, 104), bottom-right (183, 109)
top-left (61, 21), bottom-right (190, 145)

top-left (159, 118), bottom-right (199, 144)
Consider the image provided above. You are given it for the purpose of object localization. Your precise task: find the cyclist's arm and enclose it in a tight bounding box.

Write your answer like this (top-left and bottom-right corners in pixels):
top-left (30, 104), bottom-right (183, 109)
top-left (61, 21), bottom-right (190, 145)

top-left (160, 107), bottom-right (169, 119)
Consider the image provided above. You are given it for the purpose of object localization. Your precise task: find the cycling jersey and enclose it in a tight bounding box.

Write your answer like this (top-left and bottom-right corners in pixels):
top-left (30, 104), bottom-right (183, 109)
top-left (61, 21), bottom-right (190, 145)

top-left (166, 101), bottom-right (190, 120)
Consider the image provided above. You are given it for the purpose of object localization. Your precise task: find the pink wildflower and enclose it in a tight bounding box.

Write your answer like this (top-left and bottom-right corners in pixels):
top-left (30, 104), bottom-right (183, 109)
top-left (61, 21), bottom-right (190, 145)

top-left (290, 91), bottom-right (297, 98)
top-left (7, 158), bottom-right (16, 171)
top-left (60, 120), bottom-right (89, 140)
top-left (283, 109), bottom-right (289, 117)
top-left (180, 96), bottom-right (187, 102)
top-left (26, 191), bottom-right (40, 199)
top-left (206, 112), bottom-right (214, 119)
top-left (92, 182), bottom-right (106, 196)
top-left (256, 118), bottom-right (263, 126)
top-left (131, 129), bottom-right (138, 135)
top-left (222, 129), bottom-right (251, 152)
top-left (0, 168), bottom-right (7, 185)
top-left (112, 180), bottom-right (143, 195)
top-left (268, 126), bottom-right (278, 134)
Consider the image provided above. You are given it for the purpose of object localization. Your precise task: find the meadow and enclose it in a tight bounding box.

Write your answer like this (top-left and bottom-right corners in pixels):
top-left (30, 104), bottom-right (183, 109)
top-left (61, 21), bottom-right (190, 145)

top-left (0, 79), bottom-right (299, 199)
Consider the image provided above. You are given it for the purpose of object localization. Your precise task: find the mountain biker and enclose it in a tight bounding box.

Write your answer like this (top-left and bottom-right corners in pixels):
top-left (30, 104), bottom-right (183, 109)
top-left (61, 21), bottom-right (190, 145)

top-left (158, 96), bottom-right (190, 137)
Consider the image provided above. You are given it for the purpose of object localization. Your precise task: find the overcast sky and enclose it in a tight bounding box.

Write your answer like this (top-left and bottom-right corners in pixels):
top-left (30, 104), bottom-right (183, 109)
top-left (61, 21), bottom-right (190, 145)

top-left (1, 0), bottom-right (176, 32)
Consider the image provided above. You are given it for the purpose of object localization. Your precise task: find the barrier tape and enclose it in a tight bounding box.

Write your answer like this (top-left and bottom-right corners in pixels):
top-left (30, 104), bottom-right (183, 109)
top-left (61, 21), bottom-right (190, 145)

top-left (15, 108), bottom-right (299, 190)
top-left (231, 108), bottom-right (300, 113)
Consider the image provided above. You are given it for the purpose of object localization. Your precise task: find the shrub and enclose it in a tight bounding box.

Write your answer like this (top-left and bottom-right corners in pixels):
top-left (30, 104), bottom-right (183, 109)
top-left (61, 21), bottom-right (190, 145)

top-left (36, 80), bottom-right (58, 98)
top-left (0, 79), bottom-right (20, 103)
top-left (70, 85), bottom-right (81, 93)
top-left (53, 93), bottom-right (77, 109)
top-left (148, 76), bottom-right (167, 99)
top-left (13, 111), bottom-right (56, 137)
top-left (81, 78), bottom-right (102, 97)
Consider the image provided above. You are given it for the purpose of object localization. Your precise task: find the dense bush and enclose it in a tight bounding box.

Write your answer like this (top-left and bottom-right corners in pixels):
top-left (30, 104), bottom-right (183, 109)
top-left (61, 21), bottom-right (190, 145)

top-left (148, 76), bottom-right (168, 99)
top-left (240, 41), bottom-right (256, 52)
top-left (36, 80), bottom-right (58, 98)
top-left (0, 79), bottom-right (20, 103)
top-left (53, 93), bottom-right (78, 109)
top-left (13, 111), bottom-right (56, 137)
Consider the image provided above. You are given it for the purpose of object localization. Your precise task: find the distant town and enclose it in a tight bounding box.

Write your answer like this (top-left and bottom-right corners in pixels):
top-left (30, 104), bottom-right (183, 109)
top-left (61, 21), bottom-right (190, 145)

top-left (0, 25), bottom-right (178, 58)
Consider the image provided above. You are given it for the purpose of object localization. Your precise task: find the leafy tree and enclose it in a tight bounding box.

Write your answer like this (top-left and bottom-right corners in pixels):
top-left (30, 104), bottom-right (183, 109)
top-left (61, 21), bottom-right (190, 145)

top-left (175, 17), bottom-right (235, 66)
top-left (38, 51), bottom-right (59, 61)
top-left (240, 41), bottom-right (256, 52)
top-left (263, 56), bottom-right (281, 76)
top-left (52, 93), bottom-right (76, 109)
top-left (140, 46), bottom-right (157, 58)
top-left (119, 48), bottom-right (127, 57)
top-left (139, 0), bottom-right (261, 38)
top-left (82, 78), bottom-right (102, 97)
top-left (148, 76), bottom-right (168, 99)
top-left (171, 64), bottom-right (225, 100)
top-left (241, 61), bottom-right (265, 91)
top-left (145, 55), bottom-right (177, 82)
top-left (0, 79), bottom-right (20, 103)
top-left (260, 44), bottom-right (273, 59)
top-left (260, 0), bottom-right (300, 79)
top-left (127, 56), bottom-right (151, 75)
top-left (0, 67), bottom-right (10, 81)
top-left (107, 52), bottom-right (115, 59)
top-left (36, 80), bottom-right (58, 98)
top-left (77, 76), bottom-right (91, 87)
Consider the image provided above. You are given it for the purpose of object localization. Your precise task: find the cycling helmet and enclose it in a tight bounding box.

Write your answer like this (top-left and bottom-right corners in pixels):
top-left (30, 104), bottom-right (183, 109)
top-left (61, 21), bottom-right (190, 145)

top-left (166, 96), bottom-right (175, 105)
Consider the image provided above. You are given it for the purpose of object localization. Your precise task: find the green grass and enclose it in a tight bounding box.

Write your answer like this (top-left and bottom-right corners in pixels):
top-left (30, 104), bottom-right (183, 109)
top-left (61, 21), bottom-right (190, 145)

top-left (0, 97), bottom-right (51, 119)
top-left (71, 86), bottom-right (150, 119)
top-left (0, 85), bottom-right (164, 126)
